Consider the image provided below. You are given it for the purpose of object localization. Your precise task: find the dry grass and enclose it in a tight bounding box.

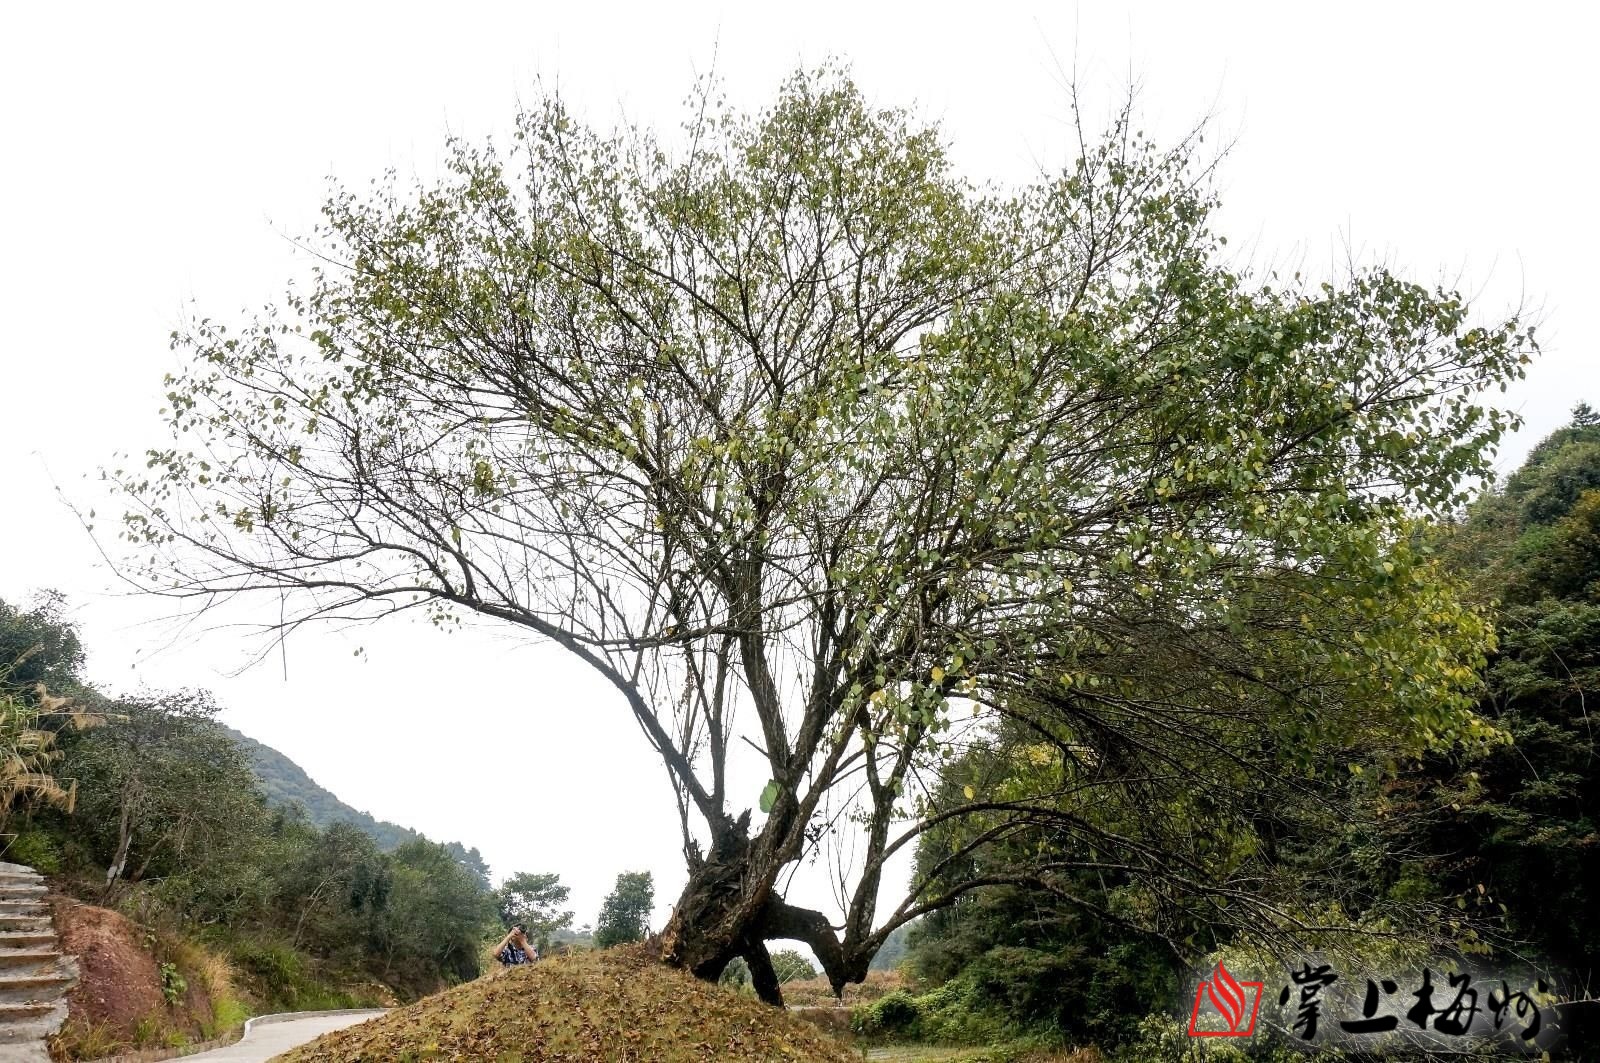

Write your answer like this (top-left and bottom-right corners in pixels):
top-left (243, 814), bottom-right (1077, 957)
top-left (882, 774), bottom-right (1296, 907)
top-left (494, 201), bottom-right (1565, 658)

top-left (864, 1048), bottom-right (974, 1061)
top-left (784, 968), bottom-right (908, 1007)
top-left (278, 945), bottom-right (861, 1063)
top-left (50, 1019), bottom-right (128, 1061)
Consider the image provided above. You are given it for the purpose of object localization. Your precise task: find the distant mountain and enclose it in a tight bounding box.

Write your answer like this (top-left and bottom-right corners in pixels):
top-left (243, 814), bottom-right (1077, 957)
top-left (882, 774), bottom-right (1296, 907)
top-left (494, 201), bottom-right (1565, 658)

top-left (223, 724), bottom-right (490, 882)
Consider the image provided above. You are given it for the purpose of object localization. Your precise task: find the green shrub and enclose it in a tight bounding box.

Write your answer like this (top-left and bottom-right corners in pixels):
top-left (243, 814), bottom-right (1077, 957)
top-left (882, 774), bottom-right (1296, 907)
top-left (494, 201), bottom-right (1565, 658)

top-left (849, 977), bottom-right (1016, 1046)
top-left (1111, 1013), bottom-right (1319, 1062)
top-left (771, 948), bottom-right (818, 983)
top-left (851, 989), bottom-right (922, 1038)
top-left (967, 945), bottom-right (1078, 1024)
top-left (907, 976), bottom-right (1012, 1045)
top-left (4, 829), bottom-right (62, 873)
top-left (227, 938), bottom-right (364, 1011)
top-left (159, 962), bottom-right (188, 1006)
top-left (718, 956), bottom-right (752, 993)
top-left (231, 938), bottom-right (305, 992)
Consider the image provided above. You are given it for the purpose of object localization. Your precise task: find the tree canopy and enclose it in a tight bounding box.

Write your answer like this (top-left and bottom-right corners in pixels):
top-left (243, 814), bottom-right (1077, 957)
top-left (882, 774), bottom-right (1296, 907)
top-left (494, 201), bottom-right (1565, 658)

top-left (1400, 407), bottom-right (1600, 988)
top-left (496, 870), bottom-right (574, 947)
top-left (894, 405), bottom-right (1600, 1053)
top-left (114, 67), bottom-right (1533, 1003)
top-left (595, 870), bottom-right (655, 950)
top-left (71, 689), bottom-right (263, 898)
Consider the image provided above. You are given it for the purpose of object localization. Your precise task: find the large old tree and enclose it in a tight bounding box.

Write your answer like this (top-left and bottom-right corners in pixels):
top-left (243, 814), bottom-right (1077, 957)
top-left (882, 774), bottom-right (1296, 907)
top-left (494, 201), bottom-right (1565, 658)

top-left (116, 70), bottom-right (1532, 1002)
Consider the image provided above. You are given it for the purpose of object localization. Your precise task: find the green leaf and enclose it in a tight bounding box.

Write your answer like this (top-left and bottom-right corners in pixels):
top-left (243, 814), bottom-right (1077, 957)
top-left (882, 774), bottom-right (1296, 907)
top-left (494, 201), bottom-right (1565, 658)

top-left (759, 780), bottom-right (780, 814)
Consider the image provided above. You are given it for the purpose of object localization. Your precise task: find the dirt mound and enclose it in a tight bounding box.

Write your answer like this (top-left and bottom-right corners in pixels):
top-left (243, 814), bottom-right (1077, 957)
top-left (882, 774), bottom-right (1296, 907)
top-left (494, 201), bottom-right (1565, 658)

top-left (52, 898), bottom-right (169, 1040)
top-left (49, 897), bottom-right (229, 1059)
top-left (279, 946), bottom-right (859, 1063)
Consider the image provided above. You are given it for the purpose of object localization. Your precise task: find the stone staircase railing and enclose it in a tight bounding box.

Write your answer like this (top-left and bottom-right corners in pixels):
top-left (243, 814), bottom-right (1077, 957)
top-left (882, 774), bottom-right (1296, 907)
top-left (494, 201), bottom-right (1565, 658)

top-left (0, 861), bottom-right (76, 1063)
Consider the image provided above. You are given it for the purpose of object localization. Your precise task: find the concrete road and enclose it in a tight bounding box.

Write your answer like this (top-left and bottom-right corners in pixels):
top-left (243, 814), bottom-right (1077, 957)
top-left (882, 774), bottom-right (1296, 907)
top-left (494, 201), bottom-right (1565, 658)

top-left (180, 1010), bottom-right (387, 1062)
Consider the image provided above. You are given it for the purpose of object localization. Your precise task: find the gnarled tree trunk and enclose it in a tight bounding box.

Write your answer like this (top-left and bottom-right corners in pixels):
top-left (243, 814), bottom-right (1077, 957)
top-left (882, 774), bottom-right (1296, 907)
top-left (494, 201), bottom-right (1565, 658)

top-left (650, 813), bottom-right (870, 1007)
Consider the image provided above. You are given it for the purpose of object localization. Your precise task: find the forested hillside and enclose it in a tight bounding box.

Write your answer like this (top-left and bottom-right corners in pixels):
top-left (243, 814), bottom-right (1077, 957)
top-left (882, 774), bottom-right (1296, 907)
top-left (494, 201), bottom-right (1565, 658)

top-left (0, 597), bottom-right (572, 1059)
top-left (874, 407), bottom-right (1600, 1057)
top-left (222, 724), bottom-right (490, 880)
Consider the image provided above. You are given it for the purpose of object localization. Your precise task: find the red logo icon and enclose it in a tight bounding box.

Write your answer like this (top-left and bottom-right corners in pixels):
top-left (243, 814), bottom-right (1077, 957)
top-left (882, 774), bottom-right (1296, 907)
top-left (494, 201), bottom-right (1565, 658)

top-left (1188, 961), bottom-right (1264, 1037)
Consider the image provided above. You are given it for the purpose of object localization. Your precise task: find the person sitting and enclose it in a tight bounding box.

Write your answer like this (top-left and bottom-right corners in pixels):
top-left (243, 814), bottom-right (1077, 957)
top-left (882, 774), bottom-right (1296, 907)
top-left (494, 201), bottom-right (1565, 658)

top-left (493, 923), bottom-right (538, 966)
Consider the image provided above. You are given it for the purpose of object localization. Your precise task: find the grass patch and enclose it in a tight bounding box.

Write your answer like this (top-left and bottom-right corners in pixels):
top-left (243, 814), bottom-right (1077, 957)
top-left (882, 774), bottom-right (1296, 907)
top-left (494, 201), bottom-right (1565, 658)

top-left (226, 936), bottom-right (382, 1012)
top-left (153, 926), bottom-right (254, 1039)
top-left (279, 945), bottom-right (861, 1062)
top-left (50, 1020), bottom-right (126, 1061)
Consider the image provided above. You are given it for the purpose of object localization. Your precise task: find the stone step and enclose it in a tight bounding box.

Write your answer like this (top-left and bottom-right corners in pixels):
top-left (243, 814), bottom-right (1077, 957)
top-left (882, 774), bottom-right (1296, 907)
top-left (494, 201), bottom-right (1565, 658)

top-left (0, 921), bottom-right (47, 935)
top-left (0, 955), bottom-right (60, 978)
top-left (0, 1003), bottom-right (66, 1042)
top-left (0, 922), bottom-right (44, 933)
top-left (0, 867), bottom-right (64, 1061)
top-left (0, 972), bottom-right (73, 1005)
top-left (0, 1003), bottom-right (57, 1025)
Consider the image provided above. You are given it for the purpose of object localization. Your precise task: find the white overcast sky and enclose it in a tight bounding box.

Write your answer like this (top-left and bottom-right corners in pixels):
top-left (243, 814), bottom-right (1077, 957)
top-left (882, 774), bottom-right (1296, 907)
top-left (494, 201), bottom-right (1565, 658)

top-left (1, 1), bottom-right (1595, 931)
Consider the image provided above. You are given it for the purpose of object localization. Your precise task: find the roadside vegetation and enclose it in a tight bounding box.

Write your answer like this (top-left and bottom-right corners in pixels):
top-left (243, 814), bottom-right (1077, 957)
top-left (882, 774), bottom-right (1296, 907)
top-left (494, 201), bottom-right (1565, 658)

top-left (0, 596), bottom-right (588, 1058)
